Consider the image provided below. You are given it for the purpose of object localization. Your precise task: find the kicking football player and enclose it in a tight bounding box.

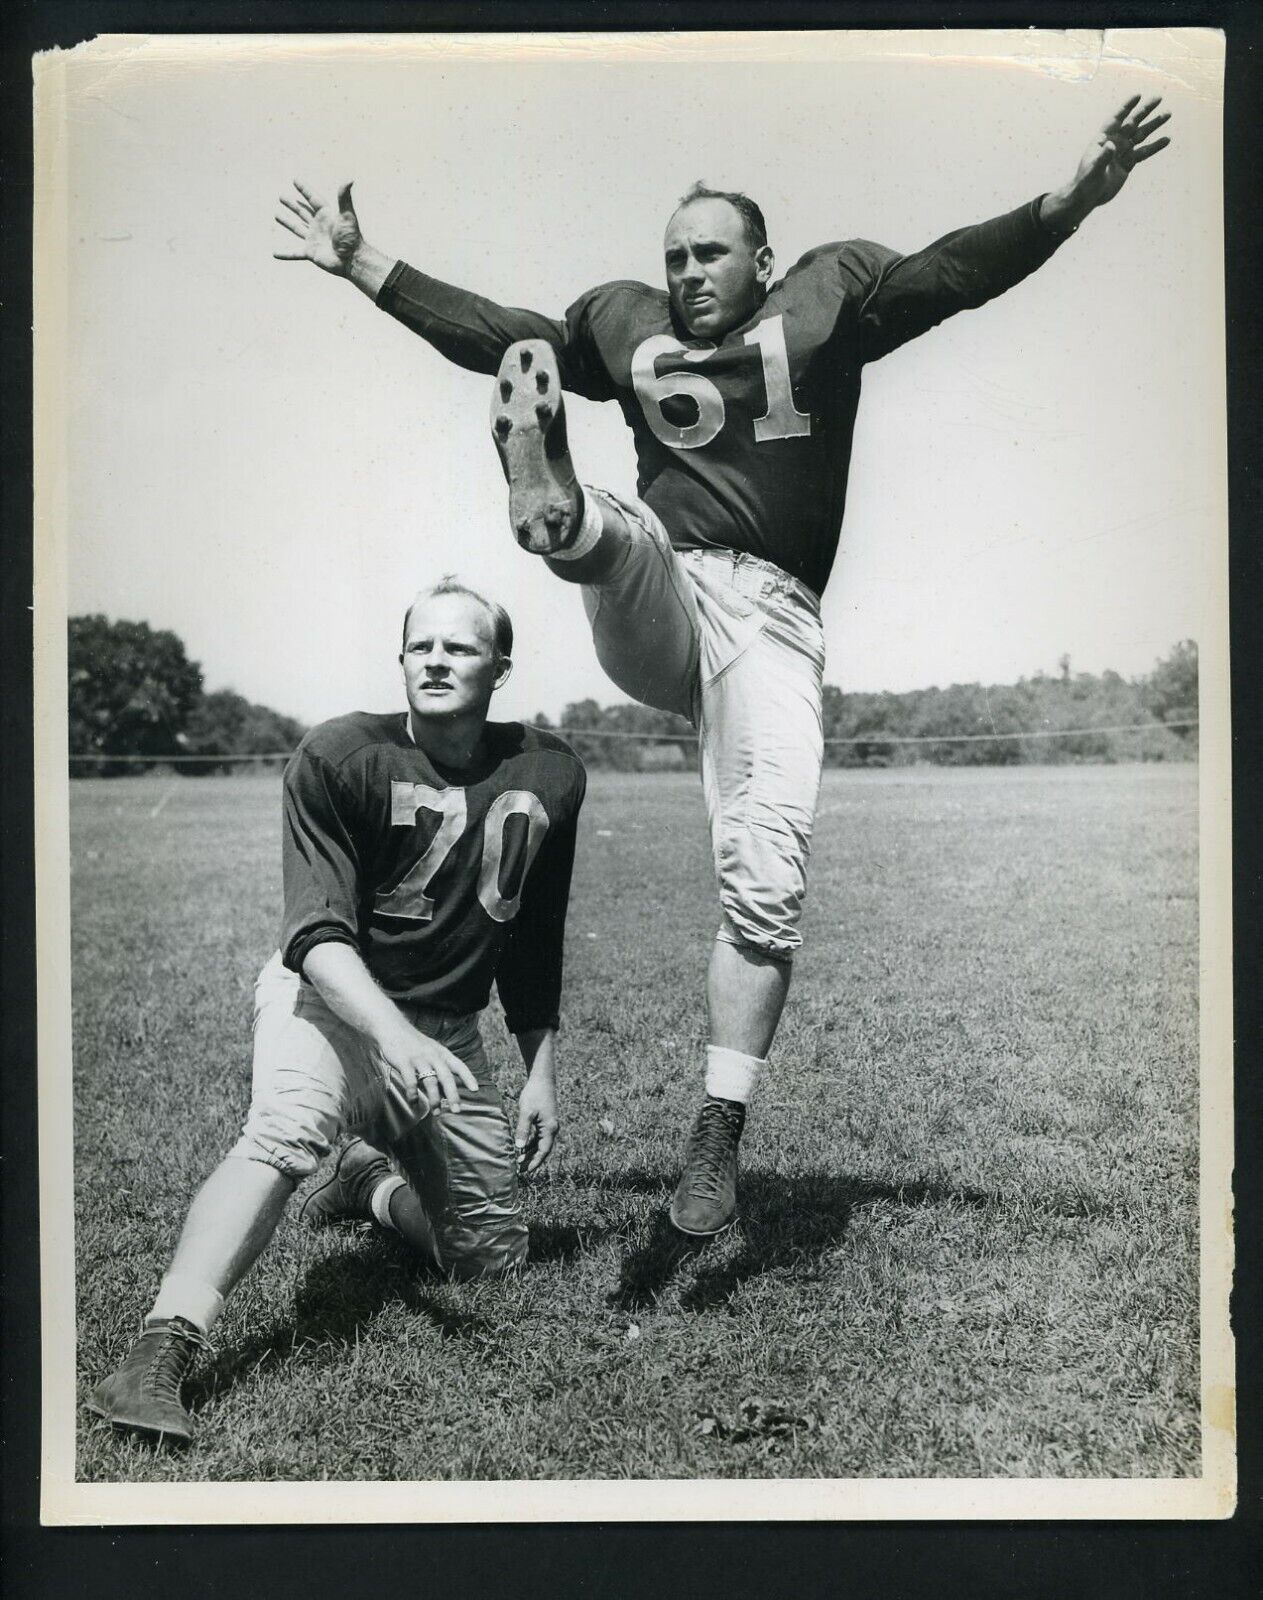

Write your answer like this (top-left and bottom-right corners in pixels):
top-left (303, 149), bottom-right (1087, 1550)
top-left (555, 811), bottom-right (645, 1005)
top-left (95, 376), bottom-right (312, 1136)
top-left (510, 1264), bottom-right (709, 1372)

top-left (274, 95), bottom-right (1170, 1239)
top-left (88, 579), bottom-right (586, 1446)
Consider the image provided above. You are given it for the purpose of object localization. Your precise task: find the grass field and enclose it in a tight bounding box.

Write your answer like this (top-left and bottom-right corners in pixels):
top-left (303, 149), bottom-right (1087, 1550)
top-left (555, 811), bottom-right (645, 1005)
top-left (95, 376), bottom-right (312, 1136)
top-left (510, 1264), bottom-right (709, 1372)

top-left (70, 763), bottom-right (1200, 1481)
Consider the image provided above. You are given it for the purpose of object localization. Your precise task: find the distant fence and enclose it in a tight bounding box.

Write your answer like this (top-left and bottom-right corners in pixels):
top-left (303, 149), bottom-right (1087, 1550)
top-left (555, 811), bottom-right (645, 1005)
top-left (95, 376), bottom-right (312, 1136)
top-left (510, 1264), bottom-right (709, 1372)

top-left (67, 718), bottom-right (1199, 774)
top-left (557, 719), bottom-right (1200, 749)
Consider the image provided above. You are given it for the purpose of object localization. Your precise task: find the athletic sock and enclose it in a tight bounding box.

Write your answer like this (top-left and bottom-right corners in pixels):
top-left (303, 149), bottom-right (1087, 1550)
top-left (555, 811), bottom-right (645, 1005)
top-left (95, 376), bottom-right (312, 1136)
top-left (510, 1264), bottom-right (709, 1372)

top-left (147, 1272), bottom-right (225, 1337)
top-left (704, 1045), bottom-right (766, 1106)
top-left (382, 1183), bottom-right (444, 1269)
top-left (546, 487), bottom-right (602, 561)
top-left (369, 1174), bottom-right (408, 1232)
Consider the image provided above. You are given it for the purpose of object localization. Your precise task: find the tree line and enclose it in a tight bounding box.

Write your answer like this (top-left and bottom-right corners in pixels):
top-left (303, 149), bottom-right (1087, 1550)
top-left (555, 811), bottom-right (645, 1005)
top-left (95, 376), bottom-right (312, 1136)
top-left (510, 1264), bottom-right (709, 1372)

top-left (537, 642), bottom-right (1198, 770)
top-left (68, 616), bottom-right (307, 775)
top-left (68, 615), bottom-right (1197, 775)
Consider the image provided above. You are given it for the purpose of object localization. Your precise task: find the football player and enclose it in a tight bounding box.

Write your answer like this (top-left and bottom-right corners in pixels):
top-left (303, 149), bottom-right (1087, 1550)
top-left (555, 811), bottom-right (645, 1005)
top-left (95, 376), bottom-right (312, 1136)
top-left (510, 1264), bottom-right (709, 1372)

top-left (87, 579), bottom-right (586, 1446)
top-left (274, 96), bottom-right (1170, 1238)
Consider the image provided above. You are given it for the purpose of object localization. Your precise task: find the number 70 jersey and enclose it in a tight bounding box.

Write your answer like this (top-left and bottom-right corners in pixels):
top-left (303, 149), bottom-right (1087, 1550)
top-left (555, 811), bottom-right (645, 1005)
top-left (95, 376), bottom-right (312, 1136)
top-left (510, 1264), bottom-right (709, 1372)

top-left (279, 714), bottom-right (586, 1035)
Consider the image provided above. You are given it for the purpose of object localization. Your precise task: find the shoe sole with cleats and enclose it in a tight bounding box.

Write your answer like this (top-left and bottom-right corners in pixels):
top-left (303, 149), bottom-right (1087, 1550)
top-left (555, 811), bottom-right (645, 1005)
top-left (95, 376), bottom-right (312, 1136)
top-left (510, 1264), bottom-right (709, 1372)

top-left (490, 340), bottom-right (582, 555)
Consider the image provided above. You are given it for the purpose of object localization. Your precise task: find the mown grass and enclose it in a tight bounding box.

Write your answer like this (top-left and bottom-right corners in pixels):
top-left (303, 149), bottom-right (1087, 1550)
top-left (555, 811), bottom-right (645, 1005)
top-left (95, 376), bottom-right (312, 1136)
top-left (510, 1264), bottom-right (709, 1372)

top-left (70, 764), bottom-right (1199, 1481)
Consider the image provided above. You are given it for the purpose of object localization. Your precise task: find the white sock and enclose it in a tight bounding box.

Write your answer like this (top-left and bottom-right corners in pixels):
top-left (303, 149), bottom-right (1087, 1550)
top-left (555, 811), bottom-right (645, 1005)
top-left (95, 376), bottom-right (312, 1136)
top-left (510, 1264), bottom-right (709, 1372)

top-left (705, 1045), bottom-right (766, 1106)
top-left (546, 487), bottom-right (602, 561)
top-left (147, 1272), bottom-right (225, 1336)
top-left (370, 1174), bottom-right (407, 1231)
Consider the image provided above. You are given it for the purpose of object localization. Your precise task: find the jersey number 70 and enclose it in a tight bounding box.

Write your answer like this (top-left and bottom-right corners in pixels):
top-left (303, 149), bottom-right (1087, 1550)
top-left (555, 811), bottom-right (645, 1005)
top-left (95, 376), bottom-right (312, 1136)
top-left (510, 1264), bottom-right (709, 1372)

top-left (375, 783), bottom-right (550, 924)
top-left (631, 313), bottom-right (811, 450)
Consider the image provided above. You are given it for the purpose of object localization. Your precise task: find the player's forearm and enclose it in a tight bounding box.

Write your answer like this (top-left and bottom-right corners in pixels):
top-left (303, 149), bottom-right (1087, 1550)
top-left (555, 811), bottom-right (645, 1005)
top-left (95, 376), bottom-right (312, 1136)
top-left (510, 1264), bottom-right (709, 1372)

top-left (515, 1027), bottom-right (558, 1082)
top-left (375, 262), bottom-right (568, 376)
top-left (1038, 184), bottom-right (1094, 237)
top-left (345, 240), bottom-right (397, 301)
top-left (301, 940), bottom-right (411, 1050)
top-left (860, 198), bottom-right (1066, 363)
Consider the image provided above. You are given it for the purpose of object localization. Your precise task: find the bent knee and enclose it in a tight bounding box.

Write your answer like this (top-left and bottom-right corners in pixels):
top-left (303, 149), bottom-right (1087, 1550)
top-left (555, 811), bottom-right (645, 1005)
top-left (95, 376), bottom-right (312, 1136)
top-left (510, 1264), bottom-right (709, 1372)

top-left (715, 833), bottom-right (809, 958)
top-left (440, 1217), bottom-right (529, 1280)
top-left (229, 1105), bottom-right (338, 1183)
top-left (716, 911), bottom-right (800, 961)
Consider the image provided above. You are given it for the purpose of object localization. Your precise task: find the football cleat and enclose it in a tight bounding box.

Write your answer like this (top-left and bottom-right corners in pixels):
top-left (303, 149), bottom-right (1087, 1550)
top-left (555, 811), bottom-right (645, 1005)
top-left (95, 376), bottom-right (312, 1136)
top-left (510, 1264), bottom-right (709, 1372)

top-left (490, 340), bottom-right (584, 555)
top-left (86, 1316), bottom-right (211, 1446)
top-left (669, 1095), bottom-right (747, 1237)
top-left (298, 1138), bottom-right (393, 1229)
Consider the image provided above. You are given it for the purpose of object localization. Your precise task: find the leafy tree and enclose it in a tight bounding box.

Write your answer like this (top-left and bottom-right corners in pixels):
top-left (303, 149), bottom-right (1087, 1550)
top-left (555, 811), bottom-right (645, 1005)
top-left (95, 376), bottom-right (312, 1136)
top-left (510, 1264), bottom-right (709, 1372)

top-left (68, 615), bottom-right (203, 773)
top-left (182, 690), bottom-right (307, 773)
top-left (1142, 639), bottom-right (1198, 728)
top-left (554, 697), bottom-right (696, 770)
top-left (818, 650), bottom-right (1194, 769)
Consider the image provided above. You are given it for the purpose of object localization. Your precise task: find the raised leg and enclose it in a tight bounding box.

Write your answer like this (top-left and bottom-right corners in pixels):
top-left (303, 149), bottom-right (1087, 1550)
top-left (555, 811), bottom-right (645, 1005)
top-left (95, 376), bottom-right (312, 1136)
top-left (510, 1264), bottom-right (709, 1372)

top-left (491, 339), bottom-right (587, 557)
top-left (490, 344), bottom-right (691, 630)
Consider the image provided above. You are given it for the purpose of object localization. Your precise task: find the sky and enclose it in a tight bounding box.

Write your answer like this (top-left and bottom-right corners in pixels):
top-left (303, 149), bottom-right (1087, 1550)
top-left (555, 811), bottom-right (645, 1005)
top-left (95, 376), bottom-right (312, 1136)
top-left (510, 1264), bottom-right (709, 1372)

top-left (44, 28), bottom-right (1226, 728)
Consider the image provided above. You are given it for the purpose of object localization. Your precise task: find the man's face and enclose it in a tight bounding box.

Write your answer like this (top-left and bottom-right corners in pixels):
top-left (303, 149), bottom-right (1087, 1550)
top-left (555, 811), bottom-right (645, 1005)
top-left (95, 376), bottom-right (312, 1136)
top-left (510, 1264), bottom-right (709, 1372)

top-left (400, 592), bottom-right (507, 724)
top-left (664, 197), bottom-right (773, 340)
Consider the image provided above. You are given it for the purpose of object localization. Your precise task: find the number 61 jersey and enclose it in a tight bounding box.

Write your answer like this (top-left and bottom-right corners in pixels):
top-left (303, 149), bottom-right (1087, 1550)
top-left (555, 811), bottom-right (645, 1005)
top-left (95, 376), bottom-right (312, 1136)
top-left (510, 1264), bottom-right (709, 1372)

top-left (377, 197), bottom-right (1063, 597)
top-left (280, 714), bottom-right (586, 1034)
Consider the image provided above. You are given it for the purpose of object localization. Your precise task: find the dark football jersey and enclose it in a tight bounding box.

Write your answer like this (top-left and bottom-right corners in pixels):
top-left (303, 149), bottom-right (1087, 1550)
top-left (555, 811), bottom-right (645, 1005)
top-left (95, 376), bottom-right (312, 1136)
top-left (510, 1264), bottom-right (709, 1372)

top-left (378, 199), bottom-right (1065, 596)
top-left (279, 713), bottom-right (586, 1033)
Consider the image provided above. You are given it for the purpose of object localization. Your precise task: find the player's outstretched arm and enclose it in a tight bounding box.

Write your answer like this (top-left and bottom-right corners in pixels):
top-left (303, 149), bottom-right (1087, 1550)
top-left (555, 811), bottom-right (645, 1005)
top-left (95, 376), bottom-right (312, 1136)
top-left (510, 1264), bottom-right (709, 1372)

top-left (273, 179), bottom-right (395, 301)
top-left (301, 941), bottom-right (478, 1116)
top-left (513, 1028), bottom-right (560, 1177)
top-left (274, 180), bottom-right (593, 384)
top-left (273, 180), bottom-right (603, 389)
top-left (857, 94), bottom-right (1173, 364)
top-left (1040, 95), bottom-right (1172, 234)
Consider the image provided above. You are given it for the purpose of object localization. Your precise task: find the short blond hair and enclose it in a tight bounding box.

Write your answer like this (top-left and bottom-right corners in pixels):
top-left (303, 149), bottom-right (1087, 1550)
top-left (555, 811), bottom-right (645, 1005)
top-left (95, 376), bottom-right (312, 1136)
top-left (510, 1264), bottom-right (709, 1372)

top-left (401, 577), bottom-right (513, 662)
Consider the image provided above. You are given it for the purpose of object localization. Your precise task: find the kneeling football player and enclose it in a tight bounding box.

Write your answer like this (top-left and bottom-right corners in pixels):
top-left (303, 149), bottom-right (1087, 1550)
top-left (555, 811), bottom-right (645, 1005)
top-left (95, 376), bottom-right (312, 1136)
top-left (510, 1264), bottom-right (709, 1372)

top-left (88, 578), bottom-right (586, 1446)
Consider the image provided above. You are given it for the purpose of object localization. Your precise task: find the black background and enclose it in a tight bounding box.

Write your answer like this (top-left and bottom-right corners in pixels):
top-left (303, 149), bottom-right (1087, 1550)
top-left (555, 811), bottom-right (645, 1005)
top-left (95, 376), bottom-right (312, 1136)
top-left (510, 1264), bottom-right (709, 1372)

top-left (3, 3), bottom-right (1259, 1595)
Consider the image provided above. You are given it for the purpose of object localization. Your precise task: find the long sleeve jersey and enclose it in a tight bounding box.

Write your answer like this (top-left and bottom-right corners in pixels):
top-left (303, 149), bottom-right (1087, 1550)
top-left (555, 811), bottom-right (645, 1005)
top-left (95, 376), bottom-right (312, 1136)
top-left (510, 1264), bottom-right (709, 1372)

top-left (377, 198), bottom-right (1066, 597)
top-left (280, 713), bottom-right (586, 1034)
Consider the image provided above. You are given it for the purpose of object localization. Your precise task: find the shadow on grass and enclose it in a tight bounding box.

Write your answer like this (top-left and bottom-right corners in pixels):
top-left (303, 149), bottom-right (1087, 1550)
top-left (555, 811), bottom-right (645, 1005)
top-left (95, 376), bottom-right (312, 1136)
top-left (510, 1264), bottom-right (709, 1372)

top-left (597, 1168), bottom-right (998, 1313)
top-left (181, 1164), bottom-right (1094, 1414)
top-left (183, 1210), bottom-right (616, 1419)
top-left (526, 1216), bottom-right (623, 1264)
top-left (183, 1235), bottom-right (494, 1415)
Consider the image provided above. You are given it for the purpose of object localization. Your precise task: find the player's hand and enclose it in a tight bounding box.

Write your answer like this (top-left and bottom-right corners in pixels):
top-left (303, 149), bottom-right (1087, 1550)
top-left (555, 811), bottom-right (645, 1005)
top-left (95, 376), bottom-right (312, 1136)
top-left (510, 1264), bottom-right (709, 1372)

top-left (373, 1019), bottom-right (479, 1117)
top-left (515, 1072), bottom-right (560, 1177)
top-left (1064, 96), bottom-right (1172, 215)
top-left (273, 179), bottom-right (363, 274)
